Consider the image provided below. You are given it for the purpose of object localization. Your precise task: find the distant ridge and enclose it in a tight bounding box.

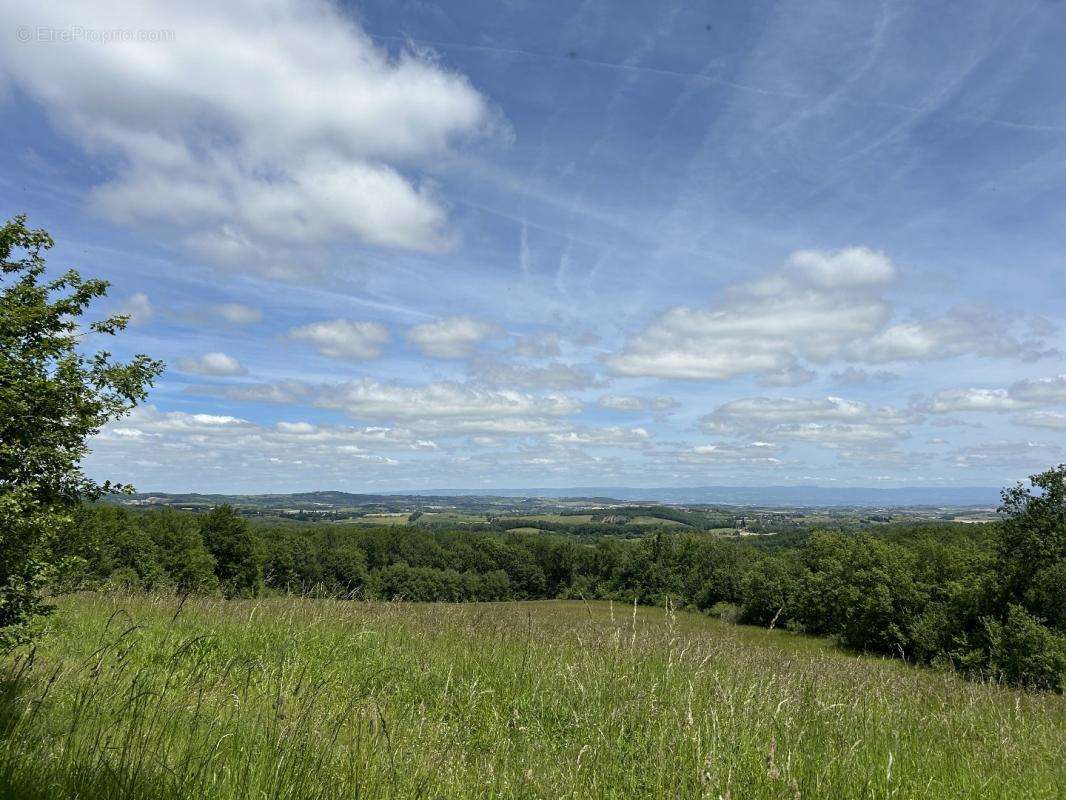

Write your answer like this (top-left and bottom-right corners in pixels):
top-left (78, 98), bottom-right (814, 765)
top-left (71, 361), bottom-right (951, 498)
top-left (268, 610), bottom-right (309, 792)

top-left (397, 486), bottom-right (1001, 507)
top-left (127, 485), bottom-right (1001, 508)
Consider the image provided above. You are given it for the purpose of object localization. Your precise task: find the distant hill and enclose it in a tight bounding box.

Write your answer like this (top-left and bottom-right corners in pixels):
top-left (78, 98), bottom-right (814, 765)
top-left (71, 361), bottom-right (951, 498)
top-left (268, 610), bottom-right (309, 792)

top-left (122, 485), bottom-right (1001, 509)
top-left (433, 485), bottom-right (1002, 507)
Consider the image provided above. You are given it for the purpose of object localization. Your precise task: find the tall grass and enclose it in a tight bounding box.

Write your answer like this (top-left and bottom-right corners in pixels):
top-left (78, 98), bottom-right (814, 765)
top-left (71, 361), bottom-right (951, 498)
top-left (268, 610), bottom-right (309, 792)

top-left (1, 593), bottom-right (1063, 799)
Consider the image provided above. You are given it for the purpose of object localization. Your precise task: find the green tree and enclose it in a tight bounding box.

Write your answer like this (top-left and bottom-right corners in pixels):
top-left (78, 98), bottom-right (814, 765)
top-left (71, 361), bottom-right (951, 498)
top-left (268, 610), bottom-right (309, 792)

top-left (140, 508), bottom-right (218, 594)
top-left (995, 465), bottom-right (1066, 628)
top-left (200, 505), bottom-right (264, 597)
top-left (0, 216), bottom-right (163, 645)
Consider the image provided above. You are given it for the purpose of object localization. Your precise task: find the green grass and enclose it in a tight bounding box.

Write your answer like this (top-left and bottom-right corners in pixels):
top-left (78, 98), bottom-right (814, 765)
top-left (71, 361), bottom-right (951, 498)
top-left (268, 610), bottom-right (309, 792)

top-left (2, 595), bottom-right (1063, 799)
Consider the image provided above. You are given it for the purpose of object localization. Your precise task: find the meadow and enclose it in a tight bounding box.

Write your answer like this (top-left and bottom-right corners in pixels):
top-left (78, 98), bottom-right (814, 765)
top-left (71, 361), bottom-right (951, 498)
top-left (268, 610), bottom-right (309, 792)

top-left (1, 594), bottom-right (1062, 800)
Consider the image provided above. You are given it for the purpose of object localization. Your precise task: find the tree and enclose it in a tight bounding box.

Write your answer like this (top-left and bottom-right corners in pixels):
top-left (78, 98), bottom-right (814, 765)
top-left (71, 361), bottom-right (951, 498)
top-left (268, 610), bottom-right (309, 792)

top-left (200, 505), bottom-right (264, 597)
top-left (995, 465), bottom-right (1066, 628)
top-left (141, 508), bottom-right (218, 594)
top-left (0, 216), bottom-right (163, 646)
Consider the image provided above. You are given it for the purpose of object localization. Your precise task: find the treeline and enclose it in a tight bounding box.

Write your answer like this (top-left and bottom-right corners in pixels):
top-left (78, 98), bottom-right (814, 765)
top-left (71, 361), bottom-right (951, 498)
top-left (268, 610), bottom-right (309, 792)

top-left (59, 468), bottom-right (1065, 691)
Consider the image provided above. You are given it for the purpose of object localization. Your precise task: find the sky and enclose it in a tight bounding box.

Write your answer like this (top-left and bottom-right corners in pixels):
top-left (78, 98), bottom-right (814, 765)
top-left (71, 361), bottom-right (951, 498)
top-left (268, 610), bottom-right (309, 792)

top-left (2, 0), bottom-right (1065, 493)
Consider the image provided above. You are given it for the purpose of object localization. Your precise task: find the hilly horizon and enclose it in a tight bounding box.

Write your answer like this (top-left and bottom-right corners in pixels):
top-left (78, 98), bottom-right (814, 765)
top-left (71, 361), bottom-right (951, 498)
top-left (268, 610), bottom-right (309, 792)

top-left (128, 484), bottom-right (1003, 508)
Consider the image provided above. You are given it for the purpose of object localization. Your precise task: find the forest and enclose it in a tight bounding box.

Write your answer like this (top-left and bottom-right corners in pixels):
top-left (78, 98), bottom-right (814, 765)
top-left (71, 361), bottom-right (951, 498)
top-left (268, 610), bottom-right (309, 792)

top-left (58, 467), bottom-right (1065, 692)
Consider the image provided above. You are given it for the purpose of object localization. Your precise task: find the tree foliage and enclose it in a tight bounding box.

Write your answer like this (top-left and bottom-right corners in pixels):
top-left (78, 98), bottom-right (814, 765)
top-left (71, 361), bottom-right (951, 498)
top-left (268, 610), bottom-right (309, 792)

top-left (0, 216), bottom-right (163, 645)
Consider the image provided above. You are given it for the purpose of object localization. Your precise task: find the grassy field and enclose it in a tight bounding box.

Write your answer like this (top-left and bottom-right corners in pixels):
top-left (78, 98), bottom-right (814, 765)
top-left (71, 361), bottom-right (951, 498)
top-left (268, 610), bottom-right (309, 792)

top-left (1, 595), bottom-right (1063, 800)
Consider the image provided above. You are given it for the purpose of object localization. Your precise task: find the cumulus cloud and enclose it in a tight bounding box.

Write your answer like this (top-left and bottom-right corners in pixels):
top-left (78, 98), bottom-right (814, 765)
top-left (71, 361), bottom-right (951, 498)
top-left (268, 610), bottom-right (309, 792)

top-left (547, 427), bottom-right (650, 447)
top-left (0, 0), bottom-right (497, 274)
top-left (97, 407), bottom-right (252, 439)
top-left (608, 247), bottom-right (1052, 381)
top-left (187, 377), bottom-right (585, 437)
top-left (89, 406), bottom-right (437, 484)
top-left (607, 248), bottom-right (893, 380)
top-left (411, 418), bottom-right (574, 437)
top-left (178, 351), bottom-right (248, 376)
top-left (853, 306), bottom-right (1055, 363)
top-left (1008, 375), bottom-right (1066, 405)
top-left (315, 379), bottom-right (581, 421)
top-left (771, 423), bottom-right (906, 447)
top-left (289, 319), bottom-right (389, 361)
top-left (650, 441), bottom-right (784, 466)
top-left (408, 316), bottom-right (500, 358)
top-left (212, 303), bottom-right (262, 324)
top-left (929, 388), bottom-right (1024, 413)
top-left (701, 395), bottom-right (914, 450)
top-left (704, 396), bottom-right (908, 428)
top-left (927, 375), bottom-right (1066, 414)
top-left (1013, 411), bottom-right (1066, 430)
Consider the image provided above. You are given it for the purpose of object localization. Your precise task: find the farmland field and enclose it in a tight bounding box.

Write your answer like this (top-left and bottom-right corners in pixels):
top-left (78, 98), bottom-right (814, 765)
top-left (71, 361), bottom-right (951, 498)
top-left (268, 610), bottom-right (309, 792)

top-left (1, 594), bottom-right (1062, 800)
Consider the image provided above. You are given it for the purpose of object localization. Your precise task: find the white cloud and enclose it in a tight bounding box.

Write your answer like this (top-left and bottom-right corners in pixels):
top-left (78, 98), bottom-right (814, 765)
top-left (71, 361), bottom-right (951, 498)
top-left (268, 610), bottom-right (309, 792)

top-left (853, 307), bottom-right (1054, 363)
top-left (289, 319), bottom-right (389, 361)
top-left (408, 316), bottom-right (500, 358)
top-left (772, 423), bottom-right (906, 446)
top-left (1013, 411), bottom-right (1066, 430)
top-left (89, 405), bottom-right (439, 484)
top-left (0, 0), bottom-right (497, 273)
top-left (660, 441), bottom-right (784, 466)
top-left (212, 303), bottom-right (262, 324)
top-left (927, 375), bottom-right (1066, 413)
top-left (1008, 375), bottom-right (1066, 405)
top-left (117, 292), bottom-right (152, 325)
top-left (607, 248), bottom-right (1052, 381)
top-left (608, 247), bottom-right (894, 380)
top-left (704, 396), bottom-right (900, 428)
top-left (315, 379), bottom-right (581, 421)
top-left (786, 247), bottom-right (896, 288)
top-left (547, 427), bottom-right (650, 447)
top-left (178, 351), bottom-right (248, 376)
top-left (930, 388), bottom-right (1024, 413)
top-left (412, 418), bottom-right (573, 436)
top-left (701, 395), bottom-right (914, 450)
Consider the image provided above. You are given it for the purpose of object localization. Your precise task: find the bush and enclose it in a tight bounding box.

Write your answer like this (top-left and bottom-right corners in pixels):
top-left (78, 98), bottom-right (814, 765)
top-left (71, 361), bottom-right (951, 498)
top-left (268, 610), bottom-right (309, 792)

top-left (983, 605), bottom-right (1066, 693)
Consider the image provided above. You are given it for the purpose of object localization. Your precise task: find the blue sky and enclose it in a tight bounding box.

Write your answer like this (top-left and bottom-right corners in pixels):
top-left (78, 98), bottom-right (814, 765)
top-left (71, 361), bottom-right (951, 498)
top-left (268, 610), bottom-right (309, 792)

top-left (2, 0), bottom-right (1065, 492)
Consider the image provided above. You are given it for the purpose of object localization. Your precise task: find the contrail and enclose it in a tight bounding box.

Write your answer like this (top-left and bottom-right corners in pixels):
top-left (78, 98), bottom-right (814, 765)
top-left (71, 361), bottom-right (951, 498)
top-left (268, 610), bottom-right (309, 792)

top-left (367, 31), bottom-right (1066, 135)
